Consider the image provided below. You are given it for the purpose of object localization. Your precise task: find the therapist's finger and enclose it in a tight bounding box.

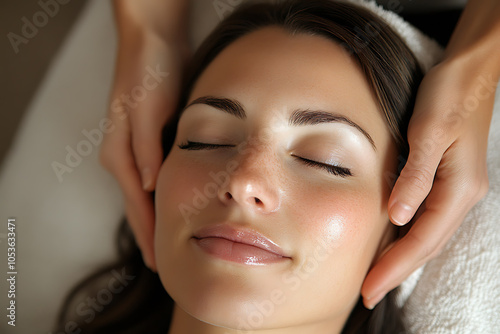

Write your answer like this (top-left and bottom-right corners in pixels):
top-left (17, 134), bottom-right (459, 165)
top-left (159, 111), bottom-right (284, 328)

top-left (105, 143), bottom-right (157, 271)
top-left (361, 139), bottom-right (488, 309)
top-left (100, 99), bottom-right (157, 271)
top-left (361, 176), bottom-right (466, 309)
top-left (129, 91), bottom-right (170, 192)
top-left (129, 50), bottom-right (184, 192)
top-left (387, 130), bottom-right (445, 226)
top-left (123, 184), bottom-right (156, 271)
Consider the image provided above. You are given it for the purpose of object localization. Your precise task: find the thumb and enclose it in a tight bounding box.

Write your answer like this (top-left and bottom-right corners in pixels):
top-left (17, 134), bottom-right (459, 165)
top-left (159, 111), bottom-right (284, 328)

top-left (388, 140), bottom-right (443, 226)
top-left (130, 96), bottom-right (171, 192)
top-left (133, 124), bottom-right (164, 192)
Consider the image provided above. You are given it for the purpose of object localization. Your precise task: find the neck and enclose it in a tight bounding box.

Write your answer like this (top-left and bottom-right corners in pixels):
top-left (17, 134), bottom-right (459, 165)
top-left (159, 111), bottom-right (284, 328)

top-left (167, 304), bottom-right (345, 334)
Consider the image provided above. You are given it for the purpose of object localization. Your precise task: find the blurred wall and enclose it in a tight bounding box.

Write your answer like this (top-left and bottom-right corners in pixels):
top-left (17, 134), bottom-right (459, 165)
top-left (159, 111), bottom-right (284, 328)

top-left (0, 0), bottom-right (87, 166)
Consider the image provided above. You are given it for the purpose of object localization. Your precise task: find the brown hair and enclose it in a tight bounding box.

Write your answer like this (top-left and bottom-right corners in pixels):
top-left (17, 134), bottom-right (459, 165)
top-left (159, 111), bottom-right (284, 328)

top-left (56, 1), bottom-right (423, 333)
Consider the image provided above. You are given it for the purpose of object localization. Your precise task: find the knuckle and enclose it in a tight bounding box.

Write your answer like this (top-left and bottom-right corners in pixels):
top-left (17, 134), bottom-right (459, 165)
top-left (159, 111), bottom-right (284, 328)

top-left (476, 178), bottom-right (489, 201)
top-left (401, 167), bottom-right (434, 194)
top-left (461, 175), bottom-right (489, 204)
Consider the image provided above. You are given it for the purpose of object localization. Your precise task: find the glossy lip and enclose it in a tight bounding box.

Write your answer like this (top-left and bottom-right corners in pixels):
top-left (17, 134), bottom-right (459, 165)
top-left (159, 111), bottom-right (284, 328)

top-left (192, 223), bottom-right (291, 260)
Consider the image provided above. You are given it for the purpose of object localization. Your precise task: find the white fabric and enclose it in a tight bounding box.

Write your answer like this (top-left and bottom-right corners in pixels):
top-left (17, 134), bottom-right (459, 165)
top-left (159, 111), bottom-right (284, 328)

top-left (376, 0), bottom-right (466, 13)
top-left (0, 0), bottom-right (497, 333)
top-left (347, 0), bottom-right (444, 72)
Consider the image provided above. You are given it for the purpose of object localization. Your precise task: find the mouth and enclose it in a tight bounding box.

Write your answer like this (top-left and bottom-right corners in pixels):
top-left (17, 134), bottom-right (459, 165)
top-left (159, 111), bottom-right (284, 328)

top-left (191, 224), bottom-right (291, 265)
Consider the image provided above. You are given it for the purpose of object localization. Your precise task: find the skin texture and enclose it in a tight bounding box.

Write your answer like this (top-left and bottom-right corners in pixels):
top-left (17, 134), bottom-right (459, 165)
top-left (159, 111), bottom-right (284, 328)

top-left (154, 27), bottom-right (398, 334)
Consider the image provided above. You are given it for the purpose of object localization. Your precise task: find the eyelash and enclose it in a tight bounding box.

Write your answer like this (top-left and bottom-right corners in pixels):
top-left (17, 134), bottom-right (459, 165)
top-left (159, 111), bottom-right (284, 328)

top-left (178, 141), bottom-right (235, 150)
top-left (292, 155), bottom-right (352, 177)
top-left (178, 141), bottom-right (352, 177)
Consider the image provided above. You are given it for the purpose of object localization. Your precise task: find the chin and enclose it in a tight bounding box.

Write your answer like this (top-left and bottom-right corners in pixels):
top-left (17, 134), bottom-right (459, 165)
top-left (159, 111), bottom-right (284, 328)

top-left (169, 278), bottom-right (295, 331)
top-left (157, 250), bottom-right (299, 331)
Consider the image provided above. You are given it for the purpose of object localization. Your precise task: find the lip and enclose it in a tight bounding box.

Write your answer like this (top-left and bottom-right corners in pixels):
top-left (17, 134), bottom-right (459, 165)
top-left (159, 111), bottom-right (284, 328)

top-left (191, 224), bottom-right (291, 265)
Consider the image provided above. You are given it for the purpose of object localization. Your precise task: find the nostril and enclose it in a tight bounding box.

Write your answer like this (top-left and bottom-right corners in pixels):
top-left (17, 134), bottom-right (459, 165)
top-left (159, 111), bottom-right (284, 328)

top-left (254, 198), bottom-right (262, 204)
top-left (225, 192), bottom-right (233, 200)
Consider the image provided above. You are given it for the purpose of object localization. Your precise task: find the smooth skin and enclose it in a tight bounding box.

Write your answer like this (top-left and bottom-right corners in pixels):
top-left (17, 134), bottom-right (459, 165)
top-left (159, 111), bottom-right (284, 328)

top-left (99, 0), bottom-right (500, 309)
top-left (155, 26), bottom-right (398, 334)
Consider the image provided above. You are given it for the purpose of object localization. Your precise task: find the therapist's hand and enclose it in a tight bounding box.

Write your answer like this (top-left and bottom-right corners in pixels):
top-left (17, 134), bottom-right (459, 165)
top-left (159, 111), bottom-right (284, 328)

top-left (362, 57), bottom-right (496, 309)
top-left (361, 0), bottom-right (500, 309)
top-left (100, 0), bottom-right (190, 271)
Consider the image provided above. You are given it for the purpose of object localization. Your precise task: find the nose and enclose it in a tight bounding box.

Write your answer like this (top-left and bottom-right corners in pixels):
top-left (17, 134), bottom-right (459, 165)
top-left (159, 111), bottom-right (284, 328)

top-left (218, 152), bottom-right (281, 214)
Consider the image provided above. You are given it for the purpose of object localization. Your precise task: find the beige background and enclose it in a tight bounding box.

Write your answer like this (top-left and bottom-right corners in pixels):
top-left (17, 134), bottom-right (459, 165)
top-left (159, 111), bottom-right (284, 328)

top-left (0, 0), bottom-right (86, 166)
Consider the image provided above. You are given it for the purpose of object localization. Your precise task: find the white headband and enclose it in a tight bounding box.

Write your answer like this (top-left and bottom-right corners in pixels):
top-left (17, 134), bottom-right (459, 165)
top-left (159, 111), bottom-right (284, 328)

top-left (344, 0), bottom-right (444, 72)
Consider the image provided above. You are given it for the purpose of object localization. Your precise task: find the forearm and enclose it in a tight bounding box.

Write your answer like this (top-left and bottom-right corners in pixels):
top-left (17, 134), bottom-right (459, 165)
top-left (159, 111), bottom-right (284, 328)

top-left (113, 0), bottom-right (190, 45)
top-left (444, 0), bottom-right (500, 80)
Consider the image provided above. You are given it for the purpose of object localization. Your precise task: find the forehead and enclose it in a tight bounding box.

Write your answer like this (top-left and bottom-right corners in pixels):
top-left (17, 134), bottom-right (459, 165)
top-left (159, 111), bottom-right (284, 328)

top-left (188, 27), bottom-right (390, 147)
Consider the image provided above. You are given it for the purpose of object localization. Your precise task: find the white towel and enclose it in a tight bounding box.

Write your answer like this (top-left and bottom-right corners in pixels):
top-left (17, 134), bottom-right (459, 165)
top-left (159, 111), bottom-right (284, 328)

top-left (345, 0), bottom-right (444, 72)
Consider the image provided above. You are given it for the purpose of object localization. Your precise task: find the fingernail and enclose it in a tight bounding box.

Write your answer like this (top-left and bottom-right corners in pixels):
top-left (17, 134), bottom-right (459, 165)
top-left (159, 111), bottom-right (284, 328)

top-left (141, 167), bottom-right (152, 191)
top-left (365, 291), bottom-right (386, 310)
top-left (390, 202), bottom-right (413, 226)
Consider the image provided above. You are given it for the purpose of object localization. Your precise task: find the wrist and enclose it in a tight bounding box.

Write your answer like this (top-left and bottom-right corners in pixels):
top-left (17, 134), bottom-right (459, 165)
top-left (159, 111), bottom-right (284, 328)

top-left (115, 20), bottom-right (190, 63)
top-left (443, 0), bottom-right (500, 80)
top-left (444, 38), bottom-right (500, 82)
top-left (113, 0), bottom-right (189, 50)
top-left (442, 47), bottom-right (500, 84)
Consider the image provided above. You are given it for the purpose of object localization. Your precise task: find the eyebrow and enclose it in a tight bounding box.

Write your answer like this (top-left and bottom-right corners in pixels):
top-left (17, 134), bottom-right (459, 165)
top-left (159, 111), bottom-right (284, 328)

top-left (184, 96), bottom-right (376, 150)
top-left (186, 96), bottom-right (246, 119)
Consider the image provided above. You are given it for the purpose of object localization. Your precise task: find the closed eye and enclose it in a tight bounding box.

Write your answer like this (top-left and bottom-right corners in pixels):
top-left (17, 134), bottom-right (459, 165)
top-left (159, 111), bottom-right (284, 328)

top-left (178, 141), bottom-right (352, 177)
top-left (292, 155), bottom-right (352, 177)
top-left (178, 141), bottom-right (235, 150)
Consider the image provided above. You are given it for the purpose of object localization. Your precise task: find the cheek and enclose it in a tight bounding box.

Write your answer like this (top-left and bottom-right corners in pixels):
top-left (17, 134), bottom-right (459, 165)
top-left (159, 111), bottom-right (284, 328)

top-left (154, 154), bottom-right (208, 265)
top-left (289, 183), bottom-right (383, 251)
top-left (287, 180), bottom-right (389, 290)
top-left (277, 181), bottom-right (390, 318)
top-left (154, 154), bottom-right (223, 306)
top-left (156, 153), bottom-right (215, 223)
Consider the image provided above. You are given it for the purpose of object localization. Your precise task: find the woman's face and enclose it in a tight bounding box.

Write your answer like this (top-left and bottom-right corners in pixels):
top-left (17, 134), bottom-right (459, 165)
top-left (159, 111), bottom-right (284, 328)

top-left (155, 27), bottom-right (398, 333)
